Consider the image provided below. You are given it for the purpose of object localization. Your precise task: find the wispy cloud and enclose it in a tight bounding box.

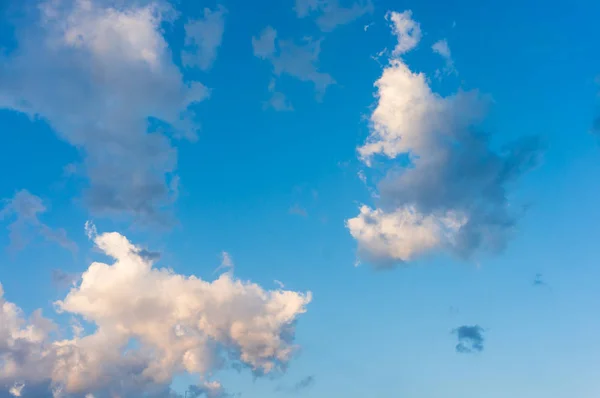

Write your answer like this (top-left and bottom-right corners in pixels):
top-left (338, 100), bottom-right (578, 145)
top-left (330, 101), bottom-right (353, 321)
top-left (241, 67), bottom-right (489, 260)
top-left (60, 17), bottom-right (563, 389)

top-left (276, 375), bottom-right (315, 393)
top-left (182, 6), bottom-right (227, 71)
top-left (432, 38), bottom-right (457, 78)
top-left (253, 26), bottom-right (335, 107)
top-left (295, 0), bottom-right (373, 32)
top-left (0, 190), bottom-right (77, 254)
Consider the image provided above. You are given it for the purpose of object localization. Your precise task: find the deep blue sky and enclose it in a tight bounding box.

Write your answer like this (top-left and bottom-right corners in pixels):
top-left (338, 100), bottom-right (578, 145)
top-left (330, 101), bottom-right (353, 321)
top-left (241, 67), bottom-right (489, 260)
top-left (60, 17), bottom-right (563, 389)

top-left (1, 0), bottom-right (600, 397)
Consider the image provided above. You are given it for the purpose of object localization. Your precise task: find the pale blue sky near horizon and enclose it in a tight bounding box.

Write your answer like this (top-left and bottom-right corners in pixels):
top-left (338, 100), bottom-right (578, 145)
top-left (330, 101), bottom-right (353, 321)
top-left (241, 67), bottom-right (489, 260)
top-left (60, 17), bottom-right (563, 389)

top-left (1, 0), bottom-right (600, 397)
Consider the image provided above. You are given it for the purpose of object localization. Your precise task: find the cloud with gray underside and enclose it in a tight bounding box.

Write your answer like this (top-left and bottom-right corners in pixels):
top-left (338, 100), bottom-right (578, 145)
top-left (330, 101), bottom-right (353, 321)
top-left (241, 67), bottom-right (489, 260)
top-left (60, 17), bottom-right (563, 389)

top-left (0, 0), bottom-right (210, 225)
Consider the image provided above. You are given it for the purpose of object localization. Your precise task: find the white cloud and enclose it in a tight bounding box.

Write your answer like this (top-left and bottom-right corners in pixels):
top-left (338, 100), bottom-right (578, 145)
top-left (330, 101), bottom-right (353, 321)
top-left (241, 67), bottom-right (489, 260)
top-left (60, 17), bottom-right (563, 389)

top-left (0, 0), bottom-right (208, 224)
top-left (253, 27), bottom-right (335, 105)
top-left (9, 383), bottom-right (24, 397)
top-left (0, 190), bottom-right (77, 254)
top-left (348, 10), bottom-right (541, 266)
top-left (432, 39), bottom-right (457, 77)
top-left (347, 205), bottom-right (466, 266)
top-left (182, 6), bottom-right (227, 71)
top-left (0, 227), bottom-right (311, 397)
top-left (386, 10), bottom-right (422, 56)
top-left (295, 0), bottom-right (373, 32)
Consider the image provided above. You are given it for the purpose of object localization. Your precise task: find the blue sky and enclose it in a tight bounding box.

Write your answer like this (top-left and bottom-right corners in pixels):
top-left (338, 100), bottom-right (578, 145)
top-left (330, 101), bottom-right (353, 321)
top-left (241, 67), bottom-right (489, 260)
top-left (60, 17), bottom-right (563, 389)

top-left (1, 0), bottom-right (600, 397)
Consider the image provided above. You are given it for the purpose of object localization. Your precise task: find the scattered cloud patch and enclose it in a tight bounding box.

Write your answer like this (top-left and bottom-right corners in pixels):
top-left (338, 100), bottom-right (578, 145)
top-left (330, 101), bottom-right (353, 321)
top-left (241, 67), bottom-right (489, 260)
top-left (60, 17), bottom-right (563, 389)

top-left (386, 10), bottom-right (421, 56)
top-left (0, 0), bottom-right (209, 225)
top-left (346, 10), bottom-right (542, 267)
top-left (276, 375), bottom-right (315, 394)
top-left (432, 39), bottom-right (457, 78)
top-left (453, 325), bottom-right (485, 353)
top-left (295, 0), bottom-right (373, 32)
top-left (264, 79), bottom-right (294, 111)
top-left (8, 383), bottom-right (24, 397)
top-left (182, 6), bottom-right (227, 71)
top-left (0, 227), bottom-right (311, 397)
top-left (185, 381), bottom-right (229, 398)
top-left (51, 269), bottom-right (80, 289)
top-left (0, 190), bottom-right (77, 254)
top-left (214, 250), bottom-right (234, 274)
top-left (253, 26), bottom-right (335, 104)
top-left (533, 273), bottom-right (546, 287)
top-left (289, 204), bottom-right (308, 217)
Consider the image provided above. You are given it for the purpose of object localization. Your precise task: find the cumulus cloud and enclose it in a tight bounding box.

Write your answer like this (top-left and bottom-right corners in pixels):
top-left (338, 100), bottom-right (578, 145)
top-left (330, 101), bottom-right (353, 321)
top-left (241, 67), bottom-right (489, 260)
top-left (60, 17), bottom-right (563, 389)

top-left (432, 39), bottom-right (457, 77)
top-left (294, 0), bottom-right (373, 32)
top-left (347, 10), bottom-right (541, 267)
top-left (182, 6), bottom-right (227, 71)
top-left (0, 0), bottom-right (208, 225)
top-left (252, 26), bottom-right (335, 106)
top-left (0, 227), bottom-right (311, 397)
top-left (184, 381), bottom-right (228, 398)
top-left (453, 325), bottom-right (485, 353)
top-left (0, 190), bottom-right (77, 254)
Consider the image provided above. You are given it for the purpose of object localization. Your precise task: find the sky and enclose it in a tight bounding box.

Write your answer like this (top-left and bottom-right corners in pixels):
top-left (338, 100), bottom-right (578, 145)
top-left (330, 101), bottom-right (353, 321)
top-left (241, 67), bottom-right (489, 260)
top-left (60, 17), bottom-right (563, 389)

top-left (0, 0), bottom-right (600, 397)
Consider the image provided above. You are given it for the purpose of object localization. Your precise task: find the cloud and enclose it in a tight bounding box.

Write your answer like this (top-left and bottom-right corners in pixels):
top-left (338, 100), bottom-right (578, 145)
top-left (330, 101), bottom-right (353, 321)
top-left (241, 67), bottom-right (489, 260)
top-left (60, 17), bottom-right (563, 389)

top-left (185, 381), bottom-right (229, 398)
top-left (0, 190), bottom-right (77, 254)
top-left (182, 6), bottom-right (227, 71)
top-left (0, 227), bottom-right (311, 397)
top-left (213, 251), bottom-right (234, 274)
top-left (533, 273), bottom-right (545, 287)
top-left (0, 0), bottom-right (208, 225)
top-left (264, 79), bottom-right (294, 111)
top-left (294, 0), bottom-right (373, 32)
top-left (8, 383), bottom-right (24, 397)
top-left (431, 39), bottom-right (457, 77)
top-left (347, 10), bottom-right (542, 267)
top-left (289, 204), bottom-right (308, 217)
top-left (253, 26), bottom-right (335, 104)
top-left (386, 10), bottom-right (421, 56)
top-left (51, 269), bottom-right (80, 289)
top-left (347, 205), bottom-right (465, 265)
top-left (452, 325), bottom-right (485, 353)
top-left (276, 375), bottom-right (315, 394)
top-left (290, 375), bottom-right (315, 393)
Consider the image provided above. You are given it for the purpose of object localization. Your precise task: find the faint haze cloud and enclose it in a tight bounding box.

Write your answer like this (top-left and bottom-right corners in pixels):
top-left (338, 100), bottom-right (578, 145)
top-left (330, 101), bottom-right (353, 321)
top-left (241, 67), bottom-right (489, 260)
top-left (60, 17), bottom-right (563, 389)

top-left (0, 190), bottom-right (77, 254)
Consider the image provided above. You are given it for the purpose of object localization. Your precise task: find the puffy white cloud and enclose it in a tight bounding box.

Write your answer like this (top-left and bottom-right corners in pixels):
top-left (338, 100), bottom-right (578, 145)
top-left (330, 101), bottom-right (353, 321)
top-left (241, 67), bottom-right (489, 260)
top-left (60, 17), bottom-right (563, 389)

top-left (294, 0), bottom-right (373, 32)
top-left (182, 6), bottom-right (227, 71)
top-left (347, 205), bottom-right (466, 265)
top-left (252, 27), bottom-right (334, 107)
top-left (348, 10), bottom-right (541, 267)
top-left (0, 190), bottom-right (77, 254)
top-left (0, 227), bottom-right (311, 397)
top-left (0, 0), bottom-right (208, 224)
